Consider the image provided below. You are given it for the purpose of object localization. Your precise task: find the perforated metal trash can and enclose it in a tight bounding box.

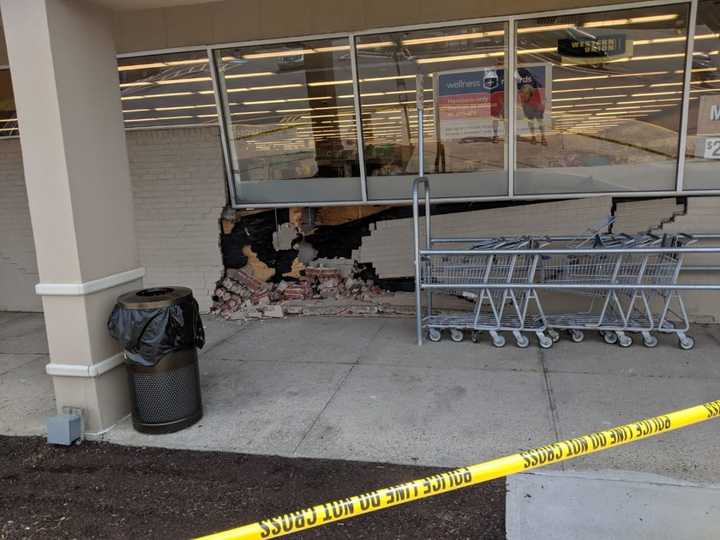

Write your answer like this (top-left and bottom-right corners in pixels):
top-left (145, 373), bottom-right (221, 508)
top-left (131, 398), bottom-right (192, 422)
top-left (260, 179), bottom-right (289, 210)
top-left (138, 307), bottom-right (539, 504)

top-left (126, 348), bottom-right (202, 434)
top-left (116, 287), bottom-right (203, 434)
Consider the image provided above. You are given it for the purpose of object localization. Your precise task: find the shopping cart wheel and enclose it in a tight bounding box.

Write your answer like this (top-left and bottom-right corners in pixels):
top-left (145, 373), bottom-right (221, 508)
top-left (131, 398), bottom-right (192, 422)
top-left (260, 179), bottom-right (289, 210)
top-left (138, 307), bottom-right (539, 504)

top-left (471, 331), bottom-right (481, 343)
top-left (570, 330), bottom-right (585, 343)
top-left (428, 328), bottom-right (442, 342)
top-left (515, 334), bottom-right (530, 348)
top-left (642, 333), bottom-right (658, 348)
top-left (678, 335), bottom-right (695, 351)
top-left (538, 335), bottom-right (553, 349)
top-left (602, 331), bottom-right (618, 345)
top-left (617, 333), bottom-right (633, 348)
top-left (450, 329), bottom-right (464, 342)
top-left (491, 333), bottom-right (506, 348)
top-left (547, 329), bottom-right (560, 343)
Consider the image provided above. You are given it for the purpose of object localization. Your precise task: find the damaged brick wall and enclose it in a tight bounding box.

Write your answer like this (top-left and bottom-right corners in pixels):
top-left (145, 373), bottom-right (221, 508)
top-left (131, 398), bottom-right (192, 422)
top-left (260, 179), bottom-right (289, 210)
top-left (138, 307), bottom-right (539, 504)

top-left (212, 206), bottom-right (399, 320)
top-left (212, 199), bottom-right (548, 320)
top-left (5, 123), bottom-right (720, 323)
top-left (213, 195), bottom-right (720, 323)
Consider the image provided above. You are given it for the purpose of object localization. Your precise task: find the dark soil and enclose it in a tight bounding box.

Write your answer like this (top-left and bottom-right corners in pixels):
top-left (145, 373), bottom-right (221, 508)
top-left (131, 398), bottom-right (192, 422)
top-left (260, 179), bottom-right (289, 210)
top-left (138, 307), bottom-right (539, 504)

top-left (0, 436), bottom-right (505, 540)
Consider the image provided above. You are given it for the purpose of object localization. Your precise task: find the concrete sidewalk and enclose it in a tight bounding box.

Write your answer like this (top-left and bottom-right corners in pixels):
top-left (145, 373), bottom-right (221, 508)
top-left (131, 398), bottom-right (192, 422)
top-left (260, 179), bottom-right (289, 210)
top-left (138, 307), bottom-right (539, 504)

top-left (507, 470), bottom-right (720, 539)
top-left (1, 312), bottom-right (719, 483)
top-left (2, 312), bottom-right (719, 539)
top-left (0, 312), bottom-right (53, 436)
top-left (103, 315), bottom-right (719, 484)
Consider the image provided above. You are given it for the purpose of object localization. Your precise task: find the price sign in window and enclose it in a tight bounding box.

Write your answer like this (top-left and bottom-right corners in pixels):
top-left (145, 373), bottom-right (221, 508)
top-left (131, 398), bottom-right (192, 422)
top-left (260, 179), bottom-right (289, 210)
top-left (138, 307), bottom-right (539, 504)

top-left (704, 138), bottom-right (720, 160)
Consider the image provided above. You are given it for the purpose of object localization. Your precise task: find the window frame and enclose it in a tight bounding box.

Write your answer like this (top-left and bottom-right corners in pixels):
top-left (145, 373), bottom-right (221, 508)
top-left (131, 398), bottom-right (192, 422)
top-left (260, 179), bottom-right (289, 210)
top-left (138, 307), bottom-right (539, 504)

top-left (88, 0), bottom-right (719, 205)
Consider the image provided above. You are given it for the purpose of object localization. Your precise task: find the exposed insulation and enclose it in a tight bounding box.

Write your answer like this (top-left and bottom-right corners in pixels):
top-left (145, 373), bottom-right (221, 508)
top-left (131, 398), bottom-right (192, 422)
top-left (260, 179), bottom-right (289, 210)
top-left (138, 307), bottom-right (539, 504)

top-left (282, 258), bottom-right (305, 279)
top-left (241, 245), bottom-right (276, 282)
top-left (315, 206), bottom-right (391, 226)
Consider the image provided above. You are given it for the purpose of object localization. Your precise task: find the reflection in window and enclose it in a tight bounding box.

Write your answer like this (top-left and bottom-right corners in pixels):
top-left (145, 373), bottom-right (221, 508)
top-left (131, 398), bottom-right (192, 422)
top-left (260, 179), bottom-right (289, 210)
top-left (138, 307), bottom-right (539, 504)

top-left (355, 24), bottom-right (508, 200)
top-left (0, 70), bottom-right (18, 138)
top-left (215, 38), bottom-right (362, 204)
top-left (118, 51), bottom-right (218, 130)
top-left (515, 5), bottom-right (690, 195)
top-left (684, 0), bottom-right (720, 190)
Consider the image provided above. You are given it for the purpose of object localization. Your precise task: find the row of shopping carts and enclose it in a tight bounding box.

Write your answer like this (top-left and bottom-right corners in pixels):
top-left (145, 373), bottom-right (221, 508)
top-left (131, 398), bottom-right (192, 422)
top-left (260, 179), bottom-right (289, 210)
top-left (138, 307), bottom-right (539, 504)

top-left (412, 178), bottom-right (717, 351)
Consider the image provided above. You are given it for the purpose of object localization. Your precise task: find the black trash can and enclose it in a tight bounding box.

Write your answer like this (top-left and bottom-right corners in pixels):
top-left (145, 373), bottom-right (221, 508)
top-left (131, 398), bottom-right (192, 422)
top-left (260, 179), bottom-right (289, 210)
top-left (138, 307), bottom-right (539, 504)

top-left (108, 286), bottom-right (204, 434)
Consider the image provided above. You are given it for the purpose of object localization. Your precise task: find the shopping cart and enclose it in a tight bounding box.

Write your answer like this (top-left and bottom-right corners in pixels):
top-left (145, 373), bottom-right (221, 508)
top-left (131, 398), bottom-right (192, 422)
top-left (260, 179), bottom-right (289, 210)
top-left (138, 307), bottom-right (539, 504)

top-left (421, 236), bottom-right (552, 348)
top-left (539, 233), bottom-right (698, 349)
top-left (412, 177), bottom-right (720, 350)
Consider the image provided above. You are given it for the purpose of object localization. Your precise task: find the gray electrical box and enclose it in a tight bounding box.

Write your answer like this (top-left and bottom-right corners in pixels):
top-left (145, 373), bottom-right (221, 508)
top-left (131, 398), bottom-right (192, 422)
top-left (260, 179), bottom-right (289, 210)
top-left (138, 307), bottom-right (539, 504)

top-left (47, 414), bottom-right (82, 446)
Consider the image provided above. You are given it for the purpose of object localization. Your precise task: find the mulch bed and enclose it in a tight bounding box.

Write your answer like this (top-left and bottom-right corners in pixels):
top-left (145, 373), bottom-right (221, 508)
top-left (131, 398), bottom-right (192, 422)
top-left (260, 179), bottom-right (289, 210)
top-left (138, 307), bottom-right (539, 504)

top-left (0, 436), bottom-right (505, 539)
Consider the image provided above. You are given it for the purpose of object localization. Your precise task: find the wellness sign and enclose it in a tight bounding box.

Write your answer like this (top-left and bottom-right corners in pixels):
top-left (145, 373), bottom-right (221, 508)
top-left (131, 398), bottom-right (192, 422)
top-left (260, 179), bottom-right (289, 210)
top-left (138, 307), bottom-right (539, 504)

top-left (434, 63), bottom-right (552, 140)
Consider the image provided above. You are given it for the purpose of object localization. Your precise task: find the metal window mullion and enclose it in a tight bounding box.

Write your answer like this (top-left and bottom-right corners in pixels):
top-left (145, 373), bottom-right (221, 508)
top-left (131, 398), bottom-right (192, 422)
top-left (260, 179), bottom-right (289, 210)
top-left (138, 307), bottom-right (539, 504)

top-left (508, 20), bottom-right (517, 198)
top-left (208, 47), bottom-right (238, 206)
top-left (350, 34), bottom-right (368, 202)
top-left (676, 0), bottom-right (698, 193)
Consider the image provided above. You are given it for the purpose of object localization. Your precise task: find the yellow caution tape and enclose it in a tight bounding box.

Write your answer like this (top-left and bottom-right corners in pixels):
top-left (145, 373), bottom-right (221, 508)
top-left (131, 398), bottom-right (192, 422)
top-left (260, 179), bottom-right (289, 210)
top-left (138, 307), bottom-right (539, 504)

top-left (196, 399), bottom-right (720, 540)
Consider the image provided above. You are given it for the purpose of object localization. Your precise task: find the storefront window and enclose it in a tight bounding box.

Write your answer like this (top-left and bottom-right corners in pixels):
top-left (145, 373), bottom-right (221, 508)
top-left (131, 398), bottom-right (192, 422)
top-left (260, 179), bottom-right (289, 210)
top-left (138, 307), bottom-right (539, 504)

top-left (515, 4), bottom-right (690, 195)
top-left (118, 51), bottom-right (218, 130)
top-left (355, 23), bottom-right (508, 200)
top-left (684, 0), bottom-right (720, 190)
top-left (0, 69), bottom-right (18, 138)
top-left (110, 3), bottom-right (720, 205)
top-left (214, 38), bottom-right (362, 204)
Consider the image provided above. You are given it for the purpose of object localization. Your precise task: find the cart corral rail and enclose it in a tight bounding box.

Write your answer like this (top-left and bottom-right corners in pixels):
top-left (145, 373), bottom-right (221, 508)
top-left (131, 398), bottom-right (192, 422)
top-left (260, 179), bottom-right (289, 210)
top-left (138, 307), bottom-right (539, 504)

top-left (412, 177), bottom-right (720, 349)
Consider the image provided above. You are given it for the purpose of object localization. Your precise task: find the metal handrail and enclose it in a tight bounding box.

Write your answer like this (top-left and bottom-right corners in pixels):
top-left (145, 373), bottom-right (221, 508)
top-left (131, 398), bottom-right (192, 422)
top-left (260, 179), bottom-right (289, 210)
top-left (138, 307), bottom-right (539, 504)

top-left (431, 234), bottom-right (720, 244)
top-left (412, 176), bottom-right (431, 346)
top-left (421, 283), bottom-right (720, 290)
top-left (421, 247), bottom-right (720, 255)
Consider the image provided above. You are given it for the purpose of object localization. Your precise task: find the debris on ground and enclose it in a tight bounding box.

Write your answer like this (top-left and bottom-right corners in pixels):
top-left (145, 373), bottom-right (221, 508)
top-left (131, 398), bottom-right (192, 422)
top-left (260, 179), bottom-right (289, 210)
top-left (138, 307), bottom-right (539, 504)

top-left (210, 259), bottom-right (399, 321)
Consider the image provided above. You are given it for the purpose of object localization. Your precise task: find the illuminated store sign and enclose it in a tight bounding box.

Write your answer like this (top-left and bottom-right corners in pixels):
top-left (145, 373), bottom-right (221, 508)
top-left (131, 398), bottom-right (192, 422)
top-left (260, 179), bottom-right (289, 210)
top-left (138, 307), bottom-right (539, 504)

top-left (558, 35), bottom-right (631, 64)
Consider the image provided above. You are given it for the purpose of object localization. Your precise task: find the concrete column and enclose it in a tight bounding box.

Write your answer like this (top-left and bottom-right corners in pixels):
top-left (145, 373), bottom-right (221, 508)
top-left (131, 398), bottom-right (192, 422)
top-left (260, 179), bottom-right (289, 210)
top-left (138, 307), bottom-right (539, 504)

top-left (1, 0), bottom-right (143, 435)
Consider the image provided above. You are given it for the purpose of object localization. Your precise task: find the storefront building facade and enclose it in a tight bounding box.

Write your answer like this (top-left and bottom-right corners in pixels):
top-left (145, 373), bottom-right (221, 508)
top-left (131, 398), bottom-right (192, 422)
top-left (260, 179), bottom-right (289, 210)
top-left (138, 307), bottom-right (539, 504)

top-left (0, 0), bottom-right (718, 433)
top-left (3, 0), bottom-right (720, 208)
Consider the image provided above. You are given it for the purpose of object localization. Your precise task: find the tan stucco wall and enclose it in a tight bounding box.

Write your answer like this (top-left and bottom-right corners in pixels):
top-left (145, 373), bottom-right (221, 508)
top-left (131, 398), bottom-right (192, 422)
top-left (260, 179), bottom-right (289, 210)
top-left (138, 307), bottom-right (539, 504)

top-left (109, 0), bottom-right (639, 52)
top-left (0, 0), bottom-right (641, 63)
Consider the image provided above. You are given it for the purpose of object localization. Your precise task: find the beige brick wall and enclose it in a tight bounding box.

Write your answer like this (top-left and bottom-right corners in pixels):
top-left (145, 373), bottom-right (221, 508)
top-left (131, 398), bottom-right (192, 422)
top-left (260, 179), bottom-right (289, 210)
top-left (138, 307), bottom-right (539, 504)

top-left (0, 127), bottom-right (226, 313)
top-left (0, 137), bottom-right (42, 311)
top-left (2, 126), bottom-right (720, 321)
top-left (126, 127), bottom-right (226, 312)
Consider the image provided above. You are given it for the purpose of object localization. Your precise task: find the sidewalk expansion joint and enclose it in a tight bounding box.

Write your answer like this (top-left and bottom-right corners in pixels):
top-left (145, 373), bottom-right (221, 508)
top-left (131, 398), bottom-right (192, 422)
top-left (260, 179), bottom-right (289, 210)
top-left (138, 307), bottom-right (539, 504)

top-left (291, 364), bottom-right (356, 456)
top-left (538, 348), bottom-right (563, 470)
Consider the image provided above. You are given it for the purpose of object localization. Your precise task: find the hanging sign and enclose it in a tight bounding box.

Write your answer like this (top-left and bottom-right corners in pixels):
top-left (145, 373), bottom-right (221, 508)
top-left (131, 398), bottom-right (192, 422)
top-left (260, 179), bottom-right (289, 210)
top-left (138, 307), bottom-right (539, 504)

top-left (558, 35), bottom-right (631, 64)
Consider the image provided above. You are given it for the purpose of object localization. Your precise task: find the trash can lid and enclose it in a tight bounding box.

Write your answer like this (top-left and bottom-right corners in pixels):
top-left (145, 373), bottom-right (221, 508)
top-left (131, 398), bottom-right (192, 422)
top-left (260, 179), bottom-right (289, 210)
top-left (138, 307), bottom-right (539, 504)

top-left (116, 286), bottom-right (194, 310)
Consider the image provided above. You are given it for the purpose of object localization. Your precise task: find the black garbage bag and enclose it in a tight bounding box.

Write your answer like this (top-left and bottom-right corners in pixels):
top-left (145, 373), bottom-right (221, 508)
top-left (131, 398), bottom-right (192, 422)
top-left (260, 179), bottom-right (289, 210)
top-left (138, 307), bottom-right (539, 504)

top-left (108, 292), bottom-right (205, 367)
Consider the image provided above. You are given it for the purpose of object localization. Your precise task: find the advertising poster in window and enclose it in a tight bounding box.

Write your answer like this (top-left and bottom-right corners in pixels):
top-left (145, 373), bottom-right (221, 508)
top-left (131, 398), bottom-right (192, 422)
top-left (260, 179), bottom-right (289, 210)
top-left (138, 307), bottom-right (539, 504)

top-left (696, 95), bottom-right (720, 160)
top-left (433, 63), bottom-right (552, 141)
